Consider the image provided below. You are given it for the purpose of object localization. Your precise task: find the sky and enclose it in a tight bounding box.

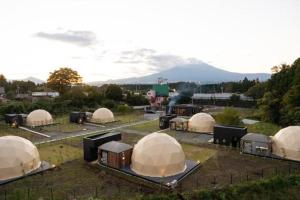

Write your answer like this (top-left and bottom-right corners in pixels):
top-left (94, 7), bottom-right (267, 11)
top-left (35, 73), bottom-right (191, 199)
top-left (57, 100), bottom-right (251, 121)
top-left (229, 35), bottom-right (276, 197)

top-left (0, 0), bottom-right (300, 82)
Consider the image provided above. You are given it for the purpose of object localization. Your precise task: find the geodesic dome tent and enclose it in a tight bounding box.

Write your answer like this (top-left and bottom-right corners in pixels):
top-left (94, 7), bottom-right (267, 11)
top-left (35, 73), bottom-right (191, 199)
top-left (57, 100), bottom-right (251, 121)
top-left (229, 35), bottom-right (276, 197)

top-left (188, 112), bottom-right (215, 133)
top-left (26, 109), bottom-right (53, 127)
top-left (272, 126), bottom-right (300, 161)
top-left (131, 132), bottom-right (186, 177)
top-left (91, 108), bottom-right (115, 124)
top-left (0, 136), bottom-right (41, 181)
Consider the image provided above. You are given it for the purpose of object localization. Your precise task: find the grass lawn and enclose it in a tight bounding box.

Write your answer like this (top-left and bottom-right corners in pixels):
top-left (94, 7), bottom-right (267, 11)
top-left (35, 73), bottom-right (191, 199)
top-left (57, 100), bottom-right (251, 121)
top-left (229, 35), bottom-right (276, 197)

top-left (0, 123), bottom-right (43, 141)
top-left (114, 110), bottom-right (145, 124)
top-left (246, 121), bottom-right (281, 136)
top-left (127, 119), bottom-right (160, 132)
top-left (182, 143), bottom-right (217, 163)
top-left (41, 115), bottom-right (84, 133)
top-left (38, 144), bottom-right (82, 165)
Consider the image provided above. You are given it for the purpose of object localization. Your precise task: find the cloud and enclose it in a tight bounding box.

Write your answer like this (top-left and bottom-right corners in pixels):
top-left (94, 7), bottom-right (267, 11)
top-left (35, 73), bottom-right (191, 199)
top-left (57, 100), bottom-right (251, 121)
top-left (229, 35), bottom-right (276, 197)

top-left (35, 30), bottom-right (97, 46)
top-left (115, 48), bottom-right (201, 70)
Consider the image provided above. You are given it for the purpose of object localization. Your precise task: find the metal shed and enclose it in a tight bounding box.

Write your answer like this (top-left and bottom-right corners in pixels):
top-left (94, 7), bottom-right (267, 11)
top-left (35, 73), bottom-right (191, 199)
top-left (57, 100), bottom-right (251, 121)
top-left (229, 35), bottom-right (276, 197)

top-left (98, 141), bottom-right (133, 169)
top-left (241, 133), bottom-right (272, 157)
top-left (169, 117), bottom-right (188, 131)
top-left (213, 125), bottom-right (247, 147)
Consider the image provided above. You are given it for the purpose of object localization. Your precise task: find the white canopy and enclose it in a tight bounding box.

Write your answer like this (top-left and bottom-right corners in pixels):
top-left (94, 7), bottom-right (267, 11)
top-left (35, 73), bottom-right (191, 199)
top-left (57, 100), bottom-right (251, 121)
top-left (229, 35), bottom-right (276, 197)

top-left (272, 126), bottom-right (300, 161)
top-left (188, 112), bottom-right (215, 133)
top-left (131, 132), bottom-right (186, 177)
top-left (91, 108), bottom-right (115, 124)
top-left (0, 136), bottom-right (41, 181)
top-left (26, 109), bottom-right (53, 127)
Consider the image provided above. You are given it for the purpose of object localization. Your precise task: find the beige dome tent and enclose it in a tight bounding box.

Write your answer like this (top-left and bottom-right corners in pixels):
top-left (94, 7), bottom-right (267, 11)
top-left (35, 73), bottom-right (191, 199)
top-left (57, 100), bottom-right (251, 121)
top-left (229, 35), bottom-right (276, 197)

top-left (26, 109), bottom-right (53, 127)
top-left (272, 126), bottom-right (300, 161)
top-left (188, 112), bottom-right (215, 133)
top-left (0, 136), bottom-right (41, 181)
top-left (91, 108), bottom-right (114, 124)
top-left (131, 132), bottom-right (186, 177)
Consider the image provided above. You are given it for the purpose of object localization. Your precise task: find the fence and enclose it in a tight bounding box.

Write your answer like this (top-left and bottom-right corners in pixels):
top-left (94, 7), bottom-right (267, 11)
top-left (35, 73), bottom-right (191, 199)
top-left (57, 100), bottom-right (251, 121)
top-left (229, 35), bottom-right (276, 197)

top-left (1, 164), bottom-right (299, 200)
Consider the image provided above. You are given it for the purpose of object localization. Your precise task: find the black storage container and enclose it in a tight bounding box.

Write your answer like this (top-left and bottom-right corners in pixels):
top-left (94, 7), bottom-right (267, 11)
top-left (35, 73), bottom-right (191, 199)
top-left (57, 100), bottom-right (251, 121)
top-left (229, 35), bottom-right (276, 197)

top-left (69, 112), bottom-right (87, 124)
top-left (83, 132), bottom-right (122, 162)
top-left (213, 125), bottom-right (247, 147)
top-left (4, 114), bottom-right (27, 127)
top-left (159, 114), bottom-right (177, 129)
top-left (166, 104), bottom-right (202, 116)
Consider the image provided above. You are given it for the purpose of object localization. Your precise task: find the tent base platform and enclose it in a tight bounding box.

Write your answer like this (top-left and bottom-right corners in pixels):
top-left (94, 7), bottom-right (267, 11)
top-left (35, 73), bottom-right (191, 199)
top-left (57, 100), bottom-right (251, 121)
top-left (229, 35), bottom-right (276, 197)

top-left (98, 160), bottom-right (201, 188)
top-left (0, 161), bottom-right (54, 186)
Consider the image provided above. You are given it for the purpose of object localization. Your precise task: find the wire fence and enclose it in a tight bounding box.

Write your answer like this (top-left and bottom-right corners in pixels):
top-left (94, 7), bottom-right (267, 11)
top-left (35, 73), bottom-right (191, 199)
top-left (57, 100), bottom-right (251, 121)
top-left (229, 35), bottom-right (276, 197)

top-left (1, 164), bottom-right (299, 200)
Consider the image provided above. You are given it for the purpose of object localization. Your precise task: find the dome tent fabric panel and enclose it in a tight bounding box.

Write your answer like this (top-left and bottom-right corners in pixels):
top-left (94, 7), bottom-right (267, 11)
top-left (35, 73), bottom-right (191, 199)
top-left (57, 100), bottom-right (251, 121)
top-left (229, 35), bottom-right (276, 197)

top-left (91, 108), bottom-right (115, 124)
top-left (0, 136), bottom-right (41, 181)
top-left (272, 126), bottom-right (300, 161)
top-left (26, 109), bottom-right (53, 127)
top-left (188, 112), bottom-right (215, 133)
top-left (131, 132), bottom-right (186, 177)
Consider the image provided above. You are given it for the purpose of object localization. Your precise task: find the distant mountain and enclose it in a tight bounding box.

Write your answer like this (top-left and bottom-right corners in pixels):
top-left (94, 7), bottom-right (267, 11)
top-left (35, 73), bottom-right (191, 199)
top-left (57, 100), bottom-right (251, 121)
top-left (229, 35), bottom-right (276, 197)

top-left (89, 63), bottom-right (271, 85)
top-left (14, 77), bottom-right (45, 84)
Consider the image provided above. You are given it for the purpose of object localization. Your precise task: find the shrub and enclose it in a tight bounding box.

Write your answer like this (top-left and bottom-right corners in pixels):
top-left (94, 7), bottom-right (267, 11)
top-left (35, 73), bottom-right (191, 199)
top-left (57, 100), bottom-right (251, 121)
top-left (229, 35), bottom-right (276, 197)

top-left (216, 107), bottom-right (241, 126)
top-left (102, 99), bottom-right (116, 109)
top-left (116, 104), bottom-right (133, 114)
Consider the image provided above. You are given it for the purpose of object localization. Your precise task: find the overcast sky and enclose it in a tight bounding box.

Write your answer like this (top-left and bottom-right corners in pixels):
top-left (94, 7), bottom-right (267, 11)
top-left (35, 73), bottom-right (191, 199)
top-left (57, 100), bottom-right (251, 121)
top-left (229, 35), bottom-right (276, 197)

top-left (0, 0), bottom-right (300, 82)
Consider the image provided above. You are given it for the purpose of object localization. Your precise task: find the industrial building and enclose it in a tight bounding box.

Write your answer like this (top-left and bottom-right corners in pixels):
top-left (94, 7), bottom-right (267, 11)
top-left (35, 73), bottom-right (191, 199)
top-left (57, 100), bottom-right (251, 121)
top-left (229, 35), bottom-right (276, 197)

top-left (0, 136), bottom-right (41, 181)
top-left (26, 109), bottom-right (54, 127)
top-left (188, 113), bottom-right (216, 133)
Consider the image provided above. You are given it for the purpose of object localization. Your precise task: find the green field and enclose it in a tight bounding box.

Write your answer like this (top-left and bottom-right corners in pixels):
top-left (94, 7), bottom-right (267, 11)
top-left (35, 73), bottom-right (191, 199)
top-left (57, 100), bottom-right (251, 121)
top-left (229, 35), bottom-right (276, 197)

top-left (127, 119), bottom-right (160, 132)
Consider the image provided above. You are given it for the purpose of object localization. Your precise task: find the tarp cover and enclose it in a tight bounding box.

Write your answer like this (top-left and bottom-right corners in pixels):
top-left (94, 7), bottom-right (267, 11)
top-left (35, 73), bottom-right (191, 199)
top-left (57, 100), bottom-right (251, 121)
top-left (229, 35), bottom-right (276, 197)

top-left (131, 132), bottom-right (186, 177)
top-left (0, 136), bottom-right (41, 181)
top-left (91, 108), bottom-right (114, 124)
top-left (272, 126), bottom-right (300, 161)
top-left (188, 112), bottom-right (215, 133)
top-left (26, 109), bottom-right (53, 127)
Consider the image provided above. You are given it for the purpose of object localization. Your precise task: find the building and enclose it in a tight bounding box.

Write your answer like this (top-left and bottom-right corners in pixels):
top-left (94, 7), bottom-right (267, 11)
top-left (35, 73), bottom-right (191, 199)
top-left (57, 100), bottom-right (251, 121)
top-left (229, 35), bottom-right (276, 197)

top-left (32, 92), bottom-right (59, 98)
top-left (166, 104), bottom-right (202, 116)
top-left (98, 141), bottom-right (133, 169)
top-left (90, 108), bottom-right (115, 124)
top-left (272, 126), bottom-right (300, 161)
top-left (0, 87), bottom-right (5, 96)
top-left (26, 109), bottom-right (53, 127)
top-left (241, 133), bottom-right (272, 157)
top-left (0, 136), bottom-right (41, 181)
top-left (169, 117), bottom-right (189, 131)
top-left (131, 132), bottom-right (186, 177)
top-left (192, 93), bottom-right (253, 101)
top-left (146, 79), bottom-right (169, 108)
top-left (213, 125), bottom-right (247, 147)
top-left (159, 114), bottom-right (177, 129)
top-left (188, 113), bottom-right (216, 133)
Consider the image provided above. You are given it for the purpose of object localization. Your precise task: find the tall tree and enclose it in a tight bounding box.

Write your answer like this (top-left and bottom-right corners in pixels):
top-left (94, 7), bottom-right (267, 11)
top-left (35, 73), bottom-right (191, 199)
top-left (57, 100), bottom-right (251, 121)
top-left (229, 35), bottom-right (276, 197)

top-left (47, 67), bottom-right (82, 94)
top-left (105, 84), bottom-right (123, 101)
top-left (0, 74), bottom-right (7, 87)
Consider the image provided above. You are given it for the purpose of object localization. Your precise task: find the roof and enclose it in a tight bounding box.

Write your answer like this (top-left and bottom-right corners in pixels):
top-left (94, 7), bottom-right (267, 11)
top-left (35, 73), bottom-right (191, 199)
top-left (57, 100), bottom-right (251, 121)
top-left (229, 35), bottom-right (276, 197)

top-left (99, 141), bottom-right (132, 153)
top-left (241, 133), bottom-right (271, 143)
top-left (170, 117), bottom-right (188, 123)
top-left (152, 84), bottom-right (169, 96)
top-left (192, 93), bottom-right (253, 101)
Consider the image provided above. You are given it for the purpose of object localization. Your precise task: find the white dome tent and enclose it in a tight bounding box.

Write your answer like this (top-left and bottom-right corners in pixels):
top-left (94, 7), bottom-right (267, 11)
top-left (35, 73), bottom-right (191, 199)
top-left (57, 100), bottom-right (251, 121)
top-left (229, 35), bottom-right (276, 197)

top-left (0, 136), bottom-right (41, 181)
top-left (26, 109), bottom-right (53, 127)
top-left (91, 108), bottom-right (115, 124)
top-left (188, 112), bottom-right (216, 133)
top-left (131, 132), bottom-right (186, 177)
top-left (272, 126), bottom-right (300, 161)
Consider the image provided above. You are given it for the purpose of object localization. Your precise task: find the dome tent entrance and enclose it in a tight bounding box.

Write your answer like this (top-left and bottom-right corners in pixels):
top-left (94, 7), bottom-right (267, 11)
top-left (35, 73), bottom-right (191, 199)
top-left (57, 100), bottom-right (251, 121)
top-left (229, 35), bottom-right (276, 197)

top-left (0, 136), bottom-right (41, 181)
top-left (90, 108), bottom-right (115, 124)
top-left (131, 132), bottom-right (186, 177)
top-left (272, 126), bottom-right (300, 161)
top-left (26, 109), bottom-right (53, 127)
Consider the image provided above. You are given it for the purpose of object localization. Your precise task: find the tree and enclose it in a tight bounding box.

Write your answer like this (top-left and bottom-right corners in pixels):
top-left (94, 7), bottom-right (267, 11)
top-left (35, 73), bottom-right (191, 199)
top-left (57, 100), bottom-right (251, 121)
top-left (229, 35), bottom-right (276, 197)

top-left (245, 82), bottom-right (266, 100)
top-left (215, 108), bottom-right (241, 126)
top-left (105, 84), bottom-right (123, 101)
top-left (0, 74), bottom-right (7, 87)
top-left (47, 67), bottom-right (82, 94)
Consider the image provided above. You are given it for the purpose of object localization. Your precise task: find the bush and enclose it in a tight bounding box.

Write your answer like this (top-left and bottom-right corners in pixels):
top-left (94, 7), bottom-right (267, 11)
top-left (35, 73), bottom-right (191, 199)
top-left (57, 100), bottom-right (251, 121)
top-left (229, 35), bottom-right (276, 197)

top-left (215, 108), bottom-right (241, 126)
top-left (0, 101), bottom-right (26, 114)
top-left (116, 104), bottom-right (133, 114)
top-left (102, 99), bottom-right (116, 109)
top-left (126, 94), bottom-right (148, 106)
